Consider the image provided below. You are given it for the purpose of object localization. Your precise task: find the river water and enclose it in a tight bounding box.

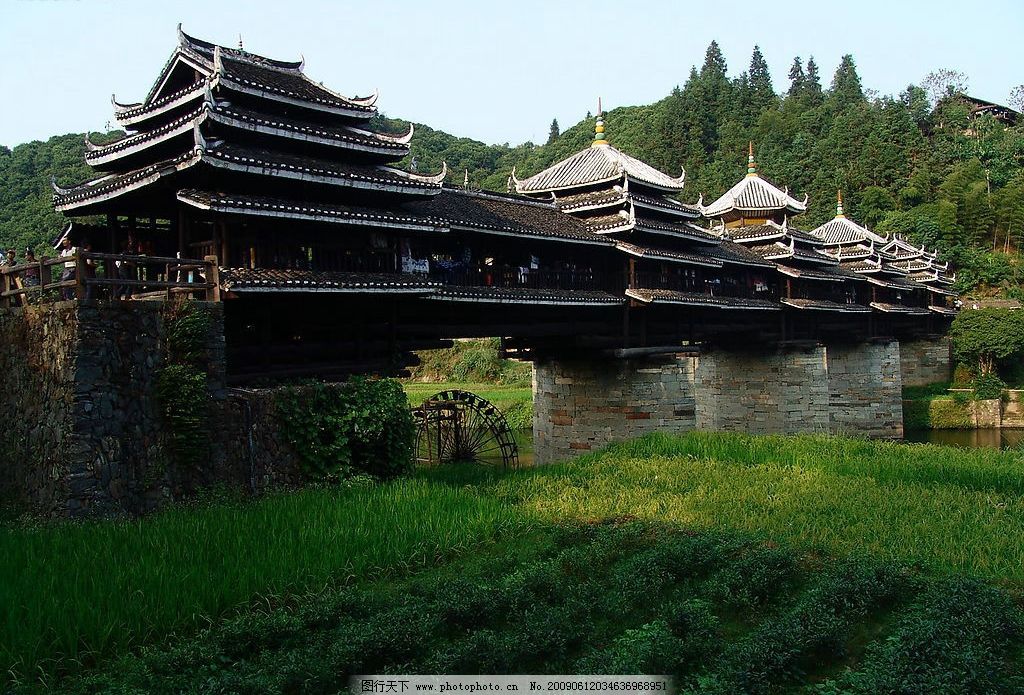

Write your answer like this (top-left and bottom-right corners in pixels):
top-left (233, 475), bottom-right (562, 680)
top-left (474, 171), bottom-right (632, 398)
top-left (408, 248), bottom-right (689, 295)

top-left (903, 428), bottom-right (1024, 450)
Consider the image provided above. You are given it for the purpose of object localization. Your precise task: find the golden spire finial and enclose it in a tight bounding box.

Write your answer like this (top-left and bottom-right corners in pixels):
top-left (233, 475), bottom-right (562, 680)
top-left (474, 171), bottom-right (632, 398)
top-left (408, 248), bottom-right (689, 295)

top-left (746, 141), bottom-right (757, 176)
top-left (593, 97), bottom-right (608, 146)
top-left (836, 189), bottom-right (845, 218)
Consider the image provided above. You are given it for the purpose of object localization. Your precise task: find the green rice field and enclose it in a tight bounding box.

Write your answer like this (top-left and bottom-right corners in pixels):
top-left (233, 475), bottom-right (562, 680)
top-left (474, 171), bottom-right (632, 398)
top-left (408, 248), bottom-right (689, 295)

top-left (4, 431), bottom-right (1024, 691)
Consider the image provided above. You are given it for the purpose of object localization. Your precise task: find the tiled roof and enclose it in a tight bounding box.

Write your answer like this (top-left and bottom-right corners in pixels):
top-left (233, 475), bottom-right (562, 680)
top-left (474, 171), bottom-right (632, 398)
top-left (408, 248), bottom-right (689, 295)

top-left (85, 106), bottom-right (203, 166)
top-left (724, 223), bottom-right (786, 243)
top-left (863, 274), bottom-right (927, 291)
top-left (791, 245), bottom-right (839, 265)
top-left (929, 305), bottom-right (959, 316)
top-left (53, 150), bottom-right (200, 211)
top-left (177, 190), bottom-right (448, 232)
top-left (220, 269), bottom-right (440, 293)
top-left (629, 192), bottom-right (700, 218)
top-left (429, 286), bottom-right (624, 306)
top-left (217, 55), bottom-right (376, 115)
top-left (634, 218), bottom-right (721, 244)
top-left (869, 302), bottom-right (931, 315)
top-left (514, 144), bottom-right (686, 193)
top-left (701, 173), bottom-right (807, 218)
top-left (841, 259), bottom-right (882, 273)
top-left (781, 298), bottom-right (871, 313)
top-left (775, 264), bottom-right (848, 282)
top-left (615, 241), bottom-right (722, 268)
top-left (747, 242), bottom-right (794, 260)
top-left (878, 238), bottom-right (924, 260)
top-left (584, 212), bottom-right (634, 234)
top-left (626, 288), bottom-right (780, 310)
top-left (199, 141), bottom-right (443, 193)
top-left (404, 189), bottom-right (615, 246)
top-left (820, 243), bottom-right (874, 260)
top-left (811, 215), bottom-right (888, 245)
top-left (208, 102), bottom-right (411, 155)
top-left (139, 27), bottom-right (377, 118)
top-left (555, 188), bottom-right (626, 212)
top-left (703, 241), bottom-right (776, 268)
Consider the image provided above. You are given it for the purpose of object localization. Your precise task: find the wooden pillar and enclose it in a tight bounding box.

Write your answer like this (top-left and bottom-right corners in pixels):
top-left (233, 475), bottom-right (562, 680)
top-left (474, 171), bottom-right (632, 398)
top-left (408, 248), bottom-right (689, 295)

top-left (219, 222), bottom-right (230, 267)
top-left (74, 253), bottom-right (87, 301)
top-left (205, 256), bottom-right (221, 302)
top-left (785, 278), bottom-right (792, 299)
top-left (1, 268), bottom-right (10, 308)
top-left (628, 258), bottom-right (636, 289)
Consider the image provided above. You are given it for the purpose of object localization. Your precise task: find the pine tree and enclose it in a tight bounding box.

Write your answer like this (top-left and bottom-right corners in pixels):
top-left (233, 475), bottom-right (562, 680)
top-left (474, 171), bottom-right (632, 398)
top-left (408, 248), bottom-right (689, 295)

top-left (748, 45), bottom-right (775, 110)
top-left (829, 55), bottom-right (866, 109)
top-left (805, 56), bottom-right (823, 103)
top-left (547, 118), bottom-right (560, 144)
top-left (788, 56), bottom-right (805, 97)
top-left (701, 40), bottom-right (728, 81)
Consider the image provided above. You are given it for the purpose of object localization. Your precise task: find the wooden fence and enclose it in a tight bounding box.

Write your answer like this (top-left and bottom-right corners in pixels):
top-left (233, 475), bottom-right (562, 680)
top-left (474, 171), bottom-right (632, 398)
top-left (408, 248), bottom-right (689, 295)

top-left (0, 252), bottom-right (220, 308)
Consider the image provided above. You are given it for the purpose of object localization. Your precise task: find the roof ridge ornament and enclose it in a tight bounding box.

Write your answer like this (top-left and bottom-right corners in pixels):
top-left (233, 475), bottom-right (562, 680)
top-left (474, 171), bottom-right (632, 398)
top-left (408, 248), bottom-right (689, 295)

top-left (593, 97), bottom-right (608, 147)
top-left (213, 45), bottom-right (225, 76)
top-left (50, 175), bottom-right (72, 196)
top-left (193, 121), bottom-right (207, 153)
top-left (746, 141), bottom-right (757, 176)
top-left (836, 189), bottom-right (845, 218)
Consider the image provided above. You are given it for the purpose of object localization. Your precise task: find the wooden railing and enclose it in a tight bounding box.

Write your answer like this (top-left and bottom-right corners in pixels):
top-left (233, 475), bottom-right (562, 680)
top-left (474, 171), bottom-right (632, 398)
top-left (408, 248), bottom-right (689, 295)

top-left (0, 252), bottom-right (221, 307)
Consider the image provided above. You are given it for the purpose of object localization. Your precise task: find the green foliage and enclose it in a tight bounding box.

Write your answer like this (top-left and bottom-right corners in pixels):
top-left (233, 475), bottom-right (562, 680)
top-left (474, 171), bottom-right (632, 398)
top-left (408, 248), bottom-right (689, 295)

top-left (972, 371), bottom-right (1007, 400)
top-left (0, 480), bottom-right (517, 688)
top-left (950, 307), bottom-right (1024, 375)
top-left (408, 338), bottom-right (531, 386)
top-left (275, 378), bottom-right (414, 480)
top-left (403, 382), bottom-right (533, 430)
top-left (41, 523), bottom-right (1024, 695)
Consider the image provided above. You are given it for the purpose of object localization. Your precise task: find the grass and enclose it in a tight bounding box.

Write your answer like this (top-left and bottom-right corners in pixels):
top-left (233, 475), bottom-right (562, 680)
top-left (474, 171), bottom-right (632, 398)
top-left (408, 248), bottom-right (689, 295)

top-left (7, 430), bottom-right (1024, 690)
top-left (46, 522), bottom-right (1024, 695)
top-left (0, 480), bottom-right (520, 688)
top-left (426, 431), bottom-right (1024, 581)
top-left (404, 381), bottom-right (533, 430)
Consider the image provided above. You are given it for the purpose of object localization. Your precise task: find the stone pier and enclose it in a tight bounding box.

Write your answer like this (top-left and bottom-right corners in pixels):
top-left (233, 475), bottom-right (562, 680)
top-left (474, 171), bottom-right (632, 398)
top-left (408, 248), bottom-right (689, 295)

top-left (899, 336), bottom-right (952, 387)
top-left (533, 340), bottom-right (905, 464)
top-left (532, 357), bottom-right (696, 464)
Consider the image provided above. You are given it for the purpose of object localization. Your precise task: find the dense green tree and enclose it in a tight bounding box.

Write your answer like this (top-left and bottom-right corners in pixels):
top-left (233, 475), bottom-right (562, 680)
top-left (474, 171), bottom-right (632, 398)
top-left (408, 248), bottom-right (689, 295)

top-left (829, 55), bottom-right (866, 110)
top-left (787, 56), bottom-right (805, 97)
top-left (950, 308), bottom-right (1024, 375)
top-left (547, 119), bottom-right (560, 145)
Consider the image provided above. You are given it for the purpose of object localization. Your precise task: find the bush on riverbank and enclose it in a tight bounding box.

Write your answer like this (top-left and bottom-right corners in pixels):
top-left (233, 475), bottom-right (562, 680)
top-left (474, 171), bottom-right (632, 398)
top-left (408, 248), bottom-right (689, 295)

top-left (407, 338), bottom-right (530, 386)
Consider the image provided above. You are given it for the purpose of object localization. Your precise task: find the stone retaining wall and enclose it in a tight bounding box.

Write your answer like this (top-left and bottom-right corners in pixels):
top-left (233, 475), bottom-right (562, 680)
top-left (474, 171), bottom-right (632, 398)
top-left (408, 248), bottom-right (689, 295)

top-left (0, 300), bottom-right (225, 516)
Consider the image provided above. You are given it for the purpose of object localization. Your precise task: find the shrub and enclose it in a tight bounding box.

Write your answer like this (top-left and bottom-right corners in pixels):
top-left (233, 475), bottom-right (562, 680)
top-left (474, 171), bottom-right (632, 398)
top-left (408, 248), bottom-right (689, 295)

top-left (276, 378), bottom-right (414, 480)
top-left (972, 371), bottom-right (1006, 400)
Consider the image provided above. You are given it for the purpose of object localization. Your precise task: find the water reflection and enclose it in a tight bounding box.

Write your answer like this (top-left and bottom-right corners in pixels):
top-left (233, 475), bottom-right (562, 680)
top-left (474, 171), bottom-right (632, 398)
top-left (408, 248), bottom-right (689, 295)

top-left (904, 428), bottom-right (1024, 450)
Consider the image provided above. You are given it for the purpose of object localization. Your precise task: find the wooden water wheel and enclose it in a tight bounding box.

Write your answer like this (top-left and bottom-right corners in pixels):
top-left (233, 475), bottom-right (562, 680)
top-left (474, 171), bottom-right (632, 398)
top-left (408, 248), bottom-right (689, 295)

top-left (412, 389), bottom-right (519, 467)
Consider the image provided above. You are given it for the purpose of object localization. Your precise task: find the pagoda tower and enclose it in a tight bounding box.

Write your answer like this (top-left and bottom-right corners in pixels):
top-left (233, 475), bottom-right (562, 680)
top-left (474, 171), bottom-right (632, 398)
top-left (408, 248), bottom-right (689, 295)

top-left (53, 25), bottom-right (448, 272)
top-left (809, 191), bottom-right (954, 317)
top-left (701, 144), bottom-right (872, 316)
top-left (512, 106), bottom-right (779, 312)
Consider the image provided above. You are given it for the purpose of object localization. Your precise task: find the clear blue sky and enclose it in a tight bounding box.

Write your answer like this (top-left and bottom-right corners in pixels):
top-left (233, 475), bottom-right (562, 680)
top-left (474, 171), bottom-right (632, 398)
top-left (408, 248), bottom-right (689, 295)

top-left (2, 0), bottom-right (1021, 149)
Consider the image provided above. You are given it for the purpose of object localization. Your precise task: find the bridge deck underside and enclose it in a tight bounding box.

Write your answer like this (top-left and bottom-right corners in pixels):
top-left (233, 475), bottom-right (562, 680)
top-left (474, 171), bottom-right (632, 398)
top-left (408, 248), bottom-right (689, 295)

top-left (223, 294), bottom-right (940, 384)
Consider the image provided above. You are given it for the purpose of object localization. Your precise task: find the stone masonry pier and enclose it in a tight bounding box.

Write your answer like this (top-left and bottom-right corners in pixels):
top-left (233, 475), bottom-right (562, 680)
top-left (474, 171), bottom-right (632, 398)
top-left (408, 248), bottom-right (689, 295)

top-left (533, 339), bottom-right (909, 464)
